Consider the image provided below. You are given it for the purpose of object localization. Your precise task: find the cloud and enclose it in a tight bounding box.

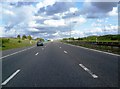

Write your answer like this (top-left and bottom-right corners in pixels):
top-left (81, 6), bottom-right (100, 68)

top-left (2, 4), bottom-right (36, 28)
top-left (84, 25), bottom-right (118, 36)
top-left (36, 0), bottom-right (56, 10)
top-left (69, 7), bottom-right (78, 13)
top-left (2, 9), bottom-right (15, 16)
top-left (71, 30), bottom-right (85, 38)
top-left (28, 21), bottom-right (40, 27)
top-left (63, 16), bottom-right (86, 28)
top-left (80, 1), bottom-right (118, 18)
top-left (62, 7), bottom-right (81, 19)
top-left (91, 23), bottom-right (102, 27)
top-left (27, 28), bottom-right (40, 32)
top-left (107, 7), bottom-right (118, 16)
top-left (1, 1), bottom-right (118, 39)
top-left (91, 2), bottom-right (117, 13)
top-left (37, 2), bottom-right (75, 15)
top-left (70, 17), bottom-right (86, 24)
top-left (0, 26), bottom-right (25, 37)
top-left (43, 19), bottom-right (66, 27)
top-left (9, 2), bottom-right (37, 7)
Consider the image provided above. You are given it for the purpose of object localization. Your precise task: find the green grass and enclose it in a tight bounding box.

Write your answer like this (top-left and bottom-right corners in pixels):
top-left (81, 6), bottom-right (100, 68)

top-left (0, 38), bottom-right (36, 50)
top-left (61, 40), bottom-right (120, 55)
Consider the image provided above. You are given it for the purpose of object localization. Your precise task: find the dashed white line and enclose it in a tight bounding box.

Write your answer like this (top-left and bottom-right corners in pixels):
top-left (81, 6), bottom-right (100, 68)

top-left (64, 51), bottom-right (68, 54)
top-left (1, 69), bottom-right (20, 85)
top-left (79, 64), bottom-right (98, 79)
top-left (35, 52), bottom-right (39, 55)
top-left (42, 48), bottom-right (44, 50)
top-left (0, 46), bottom-right (36, 59)
top-left (59, 47), bottom-right (61, 48)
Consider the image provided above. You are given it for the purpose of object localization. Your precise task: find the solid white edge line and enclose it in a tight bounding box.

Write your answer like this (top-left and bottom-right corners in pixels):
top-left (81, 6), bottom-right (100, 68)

top-left (0, 46), bottom-right (36, 59)
top-left (63, 43), bottom-right (120, 57)
top-left (1, 69), bottom-right (20, 85)
top-left (64, 51), bottom-right (68, 54)
top-left (79, 64), bottom-right (98, 79)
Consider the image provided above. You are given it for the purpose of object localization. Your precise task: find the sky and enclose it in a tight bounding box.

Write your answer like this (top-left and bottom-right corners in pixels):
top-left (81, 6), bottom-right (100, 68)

top-left (0, 0), bottom-right (119, 40)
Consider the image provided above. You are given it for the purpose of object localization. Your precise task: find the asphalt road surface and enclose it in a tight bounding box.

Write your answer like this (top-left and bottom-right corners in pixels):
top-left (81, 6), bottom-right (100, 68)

top-left (1, 42), bottom-right (119, 87)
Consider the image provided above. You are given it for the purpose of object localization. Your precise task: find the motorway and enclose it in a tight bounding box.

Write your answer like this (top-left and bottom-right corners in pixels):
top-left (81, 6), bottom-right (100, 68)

top-left (1, 42), bottom-right (119, 87)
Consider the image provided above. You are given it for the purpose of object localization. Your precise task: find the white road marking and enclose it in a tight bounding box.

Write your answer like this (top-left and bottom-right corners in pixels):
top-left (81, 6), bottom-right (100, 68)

top-left (79, 64), bottom-right (98, 79)
top-left (63, 43), bottom-right (120, 57)
top-left (42, 48), bottom-right (44, 50)
top-left (59, 47), bottom-right (61, 48)
top-left (1, 69), bottom-right (20, 85)
top-left (0, 46), bottom-right (36, 59)
top-left (64, 51), bottom-right (68, 54)
top-left (35, 52), bottom-right (39, 55)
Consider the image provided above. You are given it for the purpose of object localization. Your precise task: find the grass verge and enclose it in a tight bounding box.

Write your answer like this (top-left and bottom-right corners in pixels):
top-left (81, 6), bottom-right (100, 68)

top-left (61, 40), bottom-right (120, 55)
top-left (0, 38), bottom-right (36, 51)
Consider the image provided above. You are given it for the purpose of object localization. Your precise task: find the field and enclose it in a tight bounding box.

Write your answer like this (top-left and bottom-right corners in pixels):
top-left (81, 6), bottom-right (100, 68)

top-left (0, 38), bottom-right (36, 50)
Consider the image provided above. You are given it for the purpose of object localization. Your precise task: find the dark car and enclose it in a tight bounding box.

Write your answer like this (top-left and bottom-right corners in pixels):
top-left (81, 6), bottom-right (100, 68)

top-left (37, 41), bottom-right (44, 46)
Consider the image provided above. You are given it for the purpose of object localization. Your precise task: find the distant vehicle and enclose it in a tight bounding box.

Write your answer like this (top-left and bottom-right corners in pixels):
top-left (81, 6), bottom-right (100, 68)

top-left (37, 41), bottom-right (44, 46)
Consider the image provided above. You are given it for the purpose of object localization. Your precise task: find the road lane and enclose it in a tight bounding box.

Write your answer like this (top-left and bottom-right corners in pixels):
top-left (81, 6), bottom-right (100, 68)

top-left (2, 44), bottom-right (45, 85)
top-left (2, 42), bottom-right (118, 87)
top-left (57, 42), bottom-right (118, 87)
top-left (2, 46), bottom-right (36, 57)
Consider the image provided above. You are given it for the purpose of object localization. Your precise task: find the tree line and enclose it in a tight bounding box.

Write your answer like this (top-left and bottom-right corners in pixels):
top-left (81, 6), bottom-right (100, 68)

top-left (17, 35), bottom-right (44, 41)
top-left (17, 35), bottom-right (32, 40)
